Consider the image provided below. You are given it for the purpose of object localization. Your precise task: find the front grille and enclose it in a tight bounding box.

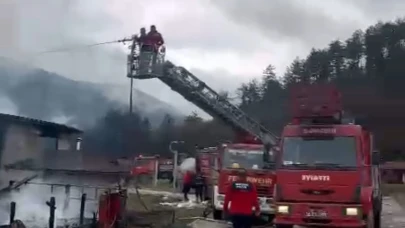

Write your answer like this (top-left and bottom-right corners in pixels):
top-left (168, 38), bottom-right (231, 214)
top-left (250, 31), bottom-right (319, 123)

top-left (256, 186), bottom-right (271, 197)
top-left (302, 218), bottom-right (332, 224)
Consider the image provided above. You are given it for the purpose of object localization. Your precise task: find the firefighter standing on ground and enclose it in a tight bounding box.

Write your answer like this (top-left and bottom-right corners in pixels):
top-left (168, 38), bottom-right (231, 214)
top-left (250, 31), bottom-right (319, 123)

top-left (193, 168), bottom-right (205, 203)
top-left (182, 170), bottom-right (193, 201)
top-left (223, 164), bottom-right (260, 228)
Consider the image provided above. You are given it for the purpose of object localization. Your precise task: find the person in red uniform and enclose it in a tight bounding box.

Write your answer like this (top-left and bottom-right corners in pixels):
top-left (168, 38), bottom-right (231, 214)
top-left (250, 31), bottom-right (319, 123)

top-left (145, 25), bottom-right (164, 66)
top-left (146, 25), bottom-right (164, 49)
top-left (182, 170), bottom-right (193, 201)
top-left (223, 168), bottom-right (260, 228)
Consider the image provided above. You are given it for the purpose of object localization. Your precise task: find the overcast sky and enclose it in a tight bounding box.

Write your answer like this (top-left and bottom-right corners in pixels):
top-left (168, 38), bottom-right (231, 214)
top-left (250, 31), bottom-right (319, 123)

top-left (0, 0), bottom-right (404, 117)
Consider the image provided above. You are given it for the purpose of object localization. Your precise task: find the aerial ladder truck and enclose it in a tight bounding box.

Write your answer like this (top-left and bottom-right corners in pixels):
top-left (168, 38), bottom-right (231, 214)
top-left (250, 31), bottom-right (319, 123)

top-left (126, 38), bottom-right (279, 221)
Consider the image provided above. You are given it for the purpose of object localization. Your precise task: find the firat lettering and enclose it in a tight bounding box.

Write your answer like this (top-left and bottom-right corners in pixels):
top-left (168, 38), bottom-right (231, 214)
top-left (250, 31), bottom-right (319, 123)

top-left (301, 175), bottom-right (330, 181)
top-left (228, 176), bottom-right (272, 185)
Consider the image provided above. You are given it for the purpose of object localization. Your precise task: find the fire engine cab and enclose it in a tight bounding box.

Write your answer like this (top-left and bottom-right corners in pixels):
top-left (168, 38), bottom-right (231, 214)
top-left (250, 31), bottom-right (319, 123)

top-left (274, 84), bottom-right (382, 228)
top-left (212, 141), bottom-right (276, 221)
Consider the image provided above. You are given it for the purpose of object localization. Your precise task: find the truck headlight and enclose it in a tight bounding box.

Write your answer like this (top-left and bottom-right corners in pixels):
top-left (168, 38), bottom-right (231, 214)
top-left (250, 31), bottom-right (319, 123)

top-left (216, 195), bottom-right (224, 202)
top-left (276, 205), bottom-right (289, 214)
top-left (345, 207), bottom-right (359, 216)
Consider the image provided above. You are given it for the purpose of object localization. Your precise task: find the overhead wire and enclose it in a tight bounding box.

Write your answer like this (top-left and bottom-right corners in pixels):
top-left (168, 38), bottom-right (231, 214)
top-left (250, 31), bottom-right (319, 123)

top-left (0, 36), bottom-right (134, 68)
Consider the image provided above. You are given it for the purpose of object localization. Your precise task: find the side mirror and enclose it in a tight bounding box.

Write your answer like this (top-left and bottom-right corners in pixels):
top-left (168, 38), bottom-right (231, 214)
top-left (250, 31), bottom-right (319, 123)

top-left (263, 144), bottom-right (271, 162)
top-left (372, 150), bottom-right (380, 165)
top-left (213, 157), bottom-right (219, 171)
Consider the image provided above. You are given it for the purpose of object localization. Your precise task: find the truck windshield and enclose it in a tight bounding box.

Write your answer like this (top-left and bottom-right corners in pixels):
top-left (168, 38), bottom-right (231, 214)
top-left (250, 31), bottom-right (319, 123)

top-left (223, 148), bottom-right (264, 169)
top-left (135, 159), bottom-right (153, 167)
top-left (281, 137), bottom-right (357, 169)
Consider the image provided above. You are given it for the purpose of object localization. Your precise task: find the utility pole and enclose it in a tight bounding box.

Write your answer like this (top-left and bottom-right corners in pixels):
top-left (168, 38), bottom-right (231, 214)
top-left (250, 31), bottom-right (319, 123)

top-left (127, 34), bottom-right (137, 114)
top-left (169, 140), bottom-right (184, 191)
top-left (129, 78), bottom-right (134, 114)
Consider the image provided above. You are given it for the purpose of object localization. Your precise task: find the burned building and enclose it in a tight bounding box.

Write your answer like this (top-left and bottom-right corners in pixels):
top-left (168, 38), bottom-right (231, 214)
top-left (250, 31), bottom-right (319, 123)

top-left (0, 113), bottom-right (82, 188)
top-left (381, 161), bottom-right (405, 184)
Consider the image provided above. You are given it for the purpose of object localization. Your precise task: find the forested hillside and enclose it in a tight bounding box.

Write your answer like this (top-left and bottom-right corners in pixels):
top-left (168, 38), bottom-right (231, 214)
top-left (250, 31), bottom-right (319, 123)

top-left (0, 59), bottom-right (183, 128)
top-left (85, 19), bottom-right (405, 161)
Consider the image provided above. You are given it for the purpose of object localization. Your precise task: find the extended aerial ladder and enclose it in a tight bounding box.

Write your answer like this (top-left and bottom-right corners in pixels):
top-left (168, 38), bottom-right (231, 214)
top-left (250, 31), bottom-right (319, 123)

top-left (125, 38), bottom-right (278, 147)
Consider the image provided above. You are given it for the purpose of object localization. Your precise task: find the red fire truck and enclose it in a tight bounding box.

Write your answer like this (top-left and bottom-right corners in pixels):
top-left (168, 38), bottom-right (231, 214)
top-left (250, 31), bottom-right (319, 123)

top-left (130, 155), bottom-right (174, 182)
top-left (211, 141), bottom-right (277, 221)
top-left (274, 84), bottom-right (382, 228)
top-left (196, 147), bottom-right (219, 199)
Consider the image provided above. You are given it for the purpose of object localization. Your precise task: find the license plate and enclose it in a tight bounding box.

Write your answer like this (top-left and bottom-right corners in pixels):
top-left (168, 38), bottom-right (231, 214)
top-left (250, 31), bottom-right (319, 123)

top-left (305, 209), bottom-right (328, 218)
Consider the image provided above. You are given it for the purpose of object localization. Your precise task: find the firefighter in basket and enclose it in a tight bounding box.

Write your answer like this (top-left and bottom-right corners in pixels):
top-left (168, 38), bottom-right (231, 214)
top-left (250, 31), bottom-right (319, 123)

top-left (135, 25), bottom-right (165, 74)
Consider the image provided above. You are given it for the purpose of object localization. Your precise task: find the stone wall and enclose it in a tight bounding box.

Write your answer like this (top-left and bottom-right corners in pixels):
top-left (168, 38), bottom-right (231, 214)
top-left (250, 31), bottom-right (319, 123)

top-left (0, 123), bottom-right (81, 189)
top-left (0, 124), bottom-right (43, 167)
top-left (0, 124), bottom-right (41, 189)
top-left (44, 149), bottom-right (83, 170)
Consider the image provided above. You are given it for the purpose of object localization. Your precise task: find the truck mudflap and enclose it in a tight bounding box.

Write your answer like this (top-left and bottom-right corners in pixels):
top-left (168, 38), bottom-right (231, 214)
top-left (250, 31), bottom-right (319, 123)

top-left (274, 202), bottom-right (366, 227)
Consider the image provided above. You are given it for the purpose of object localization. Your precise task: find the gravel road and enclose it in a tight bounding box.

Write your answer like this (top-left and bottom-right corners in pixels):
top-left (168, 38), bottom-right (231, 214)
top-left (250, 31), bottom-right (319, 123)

top-left (382, 196), bottom-right (405, 228)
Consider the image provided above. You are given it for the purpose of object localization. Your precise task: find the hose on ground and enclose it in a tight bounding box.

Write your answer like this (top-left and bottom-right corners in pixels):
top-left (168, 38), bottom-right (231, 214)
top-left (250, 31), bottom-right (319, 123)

top-left (201, 203), bottom-right (212, 218)
top-left (135, 184), bottom-right (150, 211)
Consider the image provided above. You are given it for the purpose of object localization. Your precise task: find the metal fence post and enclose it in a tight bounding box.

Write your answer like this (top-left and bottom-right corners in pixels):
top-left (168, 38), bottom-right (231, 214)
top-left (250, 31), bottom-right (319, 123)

top-left (47, 197), bottom-right (56, 228)
top-left (63, 184), bottom-right (71, 212)
top-left (9, 201), bottom-right (15, 225)
top-left (170, 141), bottom-right (184, 192)
top-left (154, 159), bottom-right (159, 187)
top-left (79, 193), bottom-right (87, 225)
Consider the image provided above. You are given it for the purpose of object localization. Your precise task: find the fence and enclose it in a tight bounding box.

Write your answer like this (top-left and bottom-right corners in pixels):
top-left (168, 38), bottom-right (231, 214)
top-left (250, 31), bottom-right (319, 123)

top-left (0, 182), bottom-right (117, 228)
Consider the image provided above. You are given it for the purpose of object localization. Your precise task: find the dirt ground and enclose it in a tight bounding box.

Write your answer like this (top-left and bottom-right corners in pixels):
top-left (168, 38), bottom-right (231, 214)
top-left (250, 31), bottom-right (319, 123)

top-left (126, 188), bottom-right (206, 228)
top-left (383, 184), bottom-right (405, 207)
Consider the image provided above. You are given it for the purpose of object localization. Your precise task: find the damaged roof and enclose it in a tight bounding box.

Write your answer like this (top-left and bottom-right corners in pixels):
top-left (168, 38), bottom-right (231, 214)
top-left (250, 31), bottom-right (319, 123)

top-left (381, 161), bottom-right (405, 170)
top-left (0, 113), bottom-right (82, 136)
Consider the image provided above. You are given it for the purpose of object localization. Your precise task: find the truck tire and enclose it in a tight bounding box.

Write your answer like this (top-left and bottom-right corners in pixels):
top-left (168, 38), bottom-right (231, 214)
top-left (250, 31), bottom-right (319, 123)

top-left (267, 214), bottom-right (275, 223)
top-left (205, 185), bottom-right (212, 201)
top-left (366, 211), bottom-right (374, 228)
top-left (159, 172), bottom-right (169, 180)
top-left (137, 174), bottom-right (150, 185)
top-left (213, 209), bottom-right (223, 220)
top-left (374, 209), bottom-right (381, 228)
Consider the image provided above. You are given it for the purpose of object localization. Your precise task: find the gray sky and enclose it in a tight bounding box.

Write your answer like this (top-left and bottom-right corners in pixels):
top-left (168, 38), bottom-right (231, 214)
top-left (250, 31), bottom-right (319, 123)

top-left (0, 0), bottom-right (404, 118)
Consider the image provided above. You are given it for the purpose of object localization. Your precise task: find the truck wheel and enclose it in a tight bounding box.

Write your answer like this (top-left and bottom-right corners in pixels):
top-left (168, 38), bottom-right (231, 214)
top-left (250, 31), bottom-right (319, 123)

top-left (160, 172), bottom-right (169, 180)
top-left (137, 174), bottom-right (150, 185)
top-left (205, 186), bottom-right (212, 201)
top-left (213, 209), bottom-right (223, 220)
top-left (267, 214), bottom-right (275, 223)
top-left (274, 224), bottom-right (293, 228)
top-left (366, 211), bottom-right (374, 228)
